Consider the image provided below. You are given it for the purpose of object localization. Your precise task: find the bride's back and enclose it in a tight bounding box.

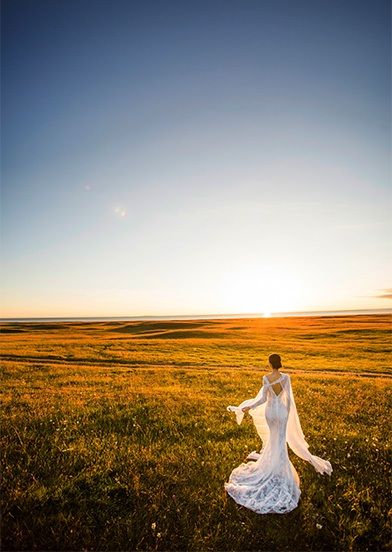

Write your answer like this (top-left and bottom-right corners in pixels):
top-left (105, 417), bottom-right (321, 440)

top-left (265, 371), bottom-right (285, 397)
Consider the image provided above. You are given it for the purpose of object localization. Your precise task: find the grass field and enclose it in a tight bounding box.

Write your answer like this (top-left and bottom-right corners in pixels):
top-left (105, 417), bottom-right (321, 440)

top-left (1, 314), bottom-right (391, 551)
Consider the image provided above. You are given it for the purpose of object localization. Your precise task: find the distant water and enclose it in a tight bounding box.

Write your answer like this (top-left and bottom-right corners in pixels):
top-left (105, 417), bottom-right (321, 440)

top-left (1, 308), bottom-right (391, 323)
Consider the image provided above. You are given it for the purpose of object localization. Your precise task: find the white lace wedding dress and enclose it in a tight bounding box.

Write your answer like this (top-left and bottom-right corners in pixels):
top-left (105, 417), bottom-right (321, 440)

top-left (225, 373), bottom-right (332, 514)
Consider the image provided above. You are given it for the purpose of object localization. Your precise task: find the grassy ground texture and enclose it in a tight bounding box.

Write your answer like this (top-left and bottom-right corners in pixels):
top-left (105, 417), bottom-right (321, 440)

top-left (1, 314), bottom-right (391, 551)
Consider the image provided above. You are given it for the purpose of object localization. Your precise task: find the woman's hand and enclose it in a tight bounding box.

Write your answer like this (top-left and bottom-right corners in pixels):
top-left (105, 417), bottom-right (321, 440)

top-left (242, 406), bottom-right (251, 413)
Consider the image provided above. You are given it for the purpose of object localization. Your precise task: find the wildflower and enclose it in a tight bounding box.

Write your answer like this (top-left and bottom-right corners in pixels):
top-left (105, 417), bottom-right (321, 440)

top-left (157, 533), bottom-right (162, 538)
top-left (316, 524), bottom-right (323, 529)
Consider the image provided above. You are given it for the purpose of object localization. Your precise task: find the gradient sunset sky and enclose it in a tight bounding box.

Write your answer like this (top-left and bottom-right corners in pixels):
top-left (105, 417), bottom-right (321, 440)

top-left (2, 0), bottom-right (391, 318)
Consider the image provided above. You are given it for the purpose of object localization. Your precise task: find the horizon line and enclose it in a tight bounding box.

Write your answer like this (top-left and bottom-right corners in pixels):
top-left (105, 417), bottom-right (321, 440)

top-left (1, 307), bottom-right (391, 323)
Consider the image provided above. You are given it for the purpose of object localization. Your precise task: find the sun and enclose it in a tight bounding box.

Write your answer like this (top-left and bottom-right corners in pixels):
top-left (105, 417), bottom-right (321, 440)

top-left (219, 264), bottom-right (304, 314)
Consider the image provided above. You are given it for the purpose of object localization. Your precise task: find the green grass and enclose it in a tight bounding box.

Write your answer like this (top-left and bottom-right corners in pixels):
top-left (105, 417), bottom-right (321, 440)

top-left (1, 315), bottom-right (391, 551)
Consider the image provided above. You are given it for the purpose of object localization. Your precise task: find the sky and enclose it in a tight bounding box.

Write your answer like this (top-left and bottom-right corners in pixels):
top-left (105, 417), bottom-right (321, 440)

top-left (1, 0), bottom-right (391, 318)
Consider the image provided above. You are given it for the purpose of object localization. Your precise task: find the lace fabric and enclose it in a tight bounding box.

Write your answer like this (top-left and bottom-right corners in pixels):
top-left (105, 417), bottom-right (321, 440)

top-left (226, 373), bottom-right (332, 514)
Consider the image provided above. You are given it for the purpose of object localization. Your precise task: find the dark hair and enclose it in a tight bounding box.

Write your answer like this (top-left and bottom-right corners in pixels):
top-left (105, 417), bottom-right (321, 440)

top-left (269, 353), bottom-right (282, 369)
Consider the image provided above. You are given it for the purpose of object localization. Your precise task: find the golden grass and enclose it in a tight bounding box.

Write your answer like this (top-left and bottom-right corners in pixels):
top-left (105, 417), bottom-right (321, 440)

top-left (1, 314), bottom-right (391, 374)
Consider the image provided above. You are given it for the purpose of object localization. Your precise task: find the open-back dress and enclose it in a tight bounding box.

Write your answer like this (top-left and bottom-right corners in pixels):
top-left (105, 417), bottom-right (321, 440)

top-left (225, 373), bottom-right (332, 514)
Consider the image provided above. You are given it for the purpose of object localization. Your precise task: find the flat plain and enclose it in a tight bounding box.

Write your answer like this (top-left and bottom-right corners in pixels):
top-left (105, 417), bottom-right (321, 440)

top-left (1, 314), bottom-right (391, 551)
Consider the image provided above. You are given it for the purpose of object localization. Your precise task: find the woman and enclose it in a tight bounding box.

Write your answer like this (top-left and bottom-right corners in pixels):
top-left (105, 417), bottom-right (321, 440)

top-left (225, 354), bottom-right (332, 514)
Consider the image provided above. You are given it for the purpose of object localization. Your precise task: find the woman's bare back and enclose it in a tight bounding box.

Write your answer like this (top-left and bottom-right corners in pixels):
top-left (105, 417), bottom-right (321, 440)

top-left (266, 372), bottom-right (283, 396)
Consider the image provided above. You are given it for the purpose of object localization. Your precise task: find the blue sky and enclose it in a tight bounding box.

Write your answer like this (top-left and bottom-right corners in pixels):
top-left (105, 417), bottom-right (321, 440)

top-left (1, 0), bottom-right (391, 317)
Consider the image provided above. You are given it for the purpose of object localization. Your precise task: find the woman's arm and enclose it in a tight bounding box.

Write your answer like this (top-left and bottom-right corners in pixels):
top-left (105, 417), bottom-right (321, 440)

top-left (242, 384), bottom-right (267, 412)
top-left (227, 379), bottom-right (268, 424)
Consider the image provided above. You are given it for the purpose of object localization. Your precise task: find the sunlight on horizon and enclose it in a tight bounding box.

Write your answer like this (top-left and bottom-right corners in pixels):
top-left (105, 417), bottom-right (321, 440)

top-left (219, 264), bottom-right (306, 314)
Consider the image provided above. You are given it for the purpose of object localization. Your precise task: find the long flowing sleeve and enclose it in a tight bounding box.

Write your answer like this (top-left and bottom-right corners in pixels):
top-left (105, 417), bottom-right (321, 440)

top-left (227, 379), bottom-right (270, 448)
top-left (285, 376), bottom-right (333, 476)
